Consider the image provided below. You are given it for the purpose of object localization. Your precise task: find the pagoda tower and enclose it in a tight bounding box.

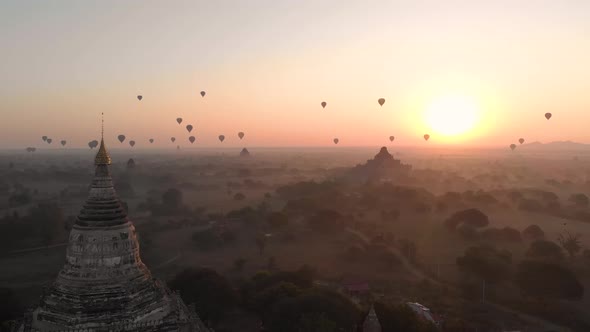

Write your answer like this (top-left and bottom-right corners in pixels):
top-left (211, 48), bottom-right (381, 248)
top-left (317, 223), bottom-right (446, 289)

top-left (22, 120), bottom-right (209, 331)
top-left (362, 305), bottom-right (382, 332)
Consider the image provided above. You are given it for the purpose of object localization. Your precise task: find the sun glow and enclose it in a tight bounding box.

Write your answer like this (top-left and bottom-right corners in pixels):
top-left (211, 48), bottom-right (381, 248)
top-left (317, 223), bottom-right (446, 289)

top-left (425, 94), bottom-right (480, 137)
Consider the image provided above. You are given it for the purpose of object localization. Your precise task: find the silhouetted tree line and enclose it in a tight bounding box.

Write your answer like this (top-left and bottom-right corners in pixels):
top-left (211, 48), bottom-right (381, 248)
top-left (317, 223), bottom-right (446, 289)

top-left (0, 202), bottom-right (66, 251)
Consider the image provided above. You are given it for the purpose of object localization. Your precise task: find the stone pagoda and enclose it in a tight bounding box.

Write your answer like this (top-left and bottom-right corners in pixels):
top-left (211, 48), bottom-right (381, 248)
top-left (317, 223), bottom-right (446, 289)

top-left (19, 126), bottom-right (209, 331)
top-left (362, 305), bottom-right (382, 332)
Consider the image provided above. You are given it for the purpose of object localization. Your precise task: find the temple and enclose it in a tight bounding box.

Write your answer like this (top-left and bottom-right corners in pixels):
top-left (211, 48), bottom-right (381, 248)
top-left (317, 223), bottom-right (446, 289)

top-left (341, 146), bottom-right (412, 183)
top-left (18, 125), bottom-right (210, 331)
top-left (362, 305), bottom-right (382, 332)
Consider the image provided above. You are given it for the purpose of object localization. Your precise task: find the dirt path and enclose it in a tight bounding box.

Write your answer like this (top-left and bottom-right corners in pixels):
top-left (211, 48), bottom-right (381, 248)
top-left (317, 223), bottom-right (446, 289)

top-left (345, 227), bottom-right (571, 332)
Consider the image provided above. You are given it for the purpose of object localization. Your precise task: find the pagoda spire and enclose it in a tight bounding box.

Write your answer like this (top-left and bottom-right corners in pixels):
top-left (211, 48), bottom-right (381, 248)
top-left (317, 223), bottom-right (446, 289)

top-left (95, 112), bottom-right (112, 165)
top-left (362, 304), bottom-right (382, 332)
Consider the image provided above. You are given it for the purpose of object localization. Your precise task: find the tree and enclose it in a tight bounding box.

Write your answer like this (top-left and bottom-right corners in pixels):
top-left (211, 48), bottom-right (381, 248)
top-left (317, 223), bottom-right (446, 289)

top-left (374, 302), bottom-right (438, 332)
top-left (265, 288), bottom-right (360, 332)
top-left (516, 260), bottom-right (583, 300)
top-left (268, 211), bottom-right (289, 229)
top-left (168, 268), bottom-right (237, 324)
top-left (267, 256), bottom-right (277, 270)
top-left (444, 208), bottom-right (489, 230)
top-left (30, 202), bottom-right (65, 246)
top-left (0, 288), bottom-right (22, 325)
top-left (526, 240), bottom-right (564, 262)
top-left (233, 257), bottom-right (247, 272)
top-left (162, 188), bottom-right (183, 209)
top-left (307, 210), bottom-right (345, 233)
top-left (557, 231), bottom-right (582, 258)
top-left (456, 245), bottom-right (512, 283)
top-left (522, 224), bottom-right (545, 241)
top-left (256, 235), bottom-right (267, 255)
top-left (569, 193), bottom-right (589, 207)
top-left (480, 227), bottom-right (522, 243)
top-left (234, 192), bottom-right (246, 201)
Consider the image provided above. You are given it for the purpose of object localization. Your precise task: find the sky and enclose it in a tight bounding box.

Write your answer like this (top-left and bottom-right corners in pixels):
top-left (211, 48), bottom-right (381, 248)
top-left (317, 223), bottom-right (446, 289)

top-left (1, 0), bottom-right (590, 149)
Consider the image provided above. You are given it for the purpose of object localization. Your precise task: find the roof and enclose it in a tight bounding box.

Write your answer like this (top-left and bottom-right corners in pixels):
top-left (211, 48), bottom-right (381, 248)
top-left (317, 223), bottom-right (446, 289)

top-left (94, 139), bottom-right (112, 165)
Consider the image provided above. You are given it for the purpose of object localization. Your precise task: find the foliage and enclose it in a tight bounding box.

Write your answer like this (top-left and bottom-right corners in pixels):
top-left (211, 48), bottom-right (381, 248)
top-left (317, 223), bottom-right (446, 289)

top-left (526, 240), bottom-right (564, 262)
top-left (374, 302), bottom-right (438, 332)
top-left (569, 193), bottom-right (589, 207)
top-left (256, 235), bottom-right (267, 255)
top-left (30, 202), bottom-right (66, 246)
top-left (522, 224), bottom-right (545, 241)
top-left (162, 188), bottom-right (183, 209)
top-left (8, 190), bottom-right (32, 207)
top-left (557, 231), bottom-right (582, 258)
top-left (268, 211), bottom-right (289, 228)
top-left (265, 288), bottom-right (360, 332)
top-left (307, 210), bottom-right (345, 233)
top-left (226, 206), bottom-right (259, 223)
top-left (456, 245), bottom-right (512, 282)
top-left (168, 268), bottom-right (237, 324)
top-left (444, 208), bottom-right (489, 230)
top-left (515, 260), bottom-right (584, 300)
top-left (233, 257), bottom-right (247, 272)
top-left (233, 192), bottom-right (246, 201)
top-left (276, 181), bottom-right (339, 200)
top-left (479, 227), bottom-right (522, 243)
top-left (0, 288), bottom-right (22, 324)
top-left (192, 228), bottom-right (236, 251)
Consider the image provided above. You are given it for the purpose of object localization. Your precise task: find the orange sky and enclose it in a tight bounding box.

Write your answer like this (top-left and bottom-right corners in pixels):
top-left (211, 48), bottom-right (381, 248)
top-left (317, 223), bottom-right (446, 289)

top-left (2, 1), bottom-right (590, 149)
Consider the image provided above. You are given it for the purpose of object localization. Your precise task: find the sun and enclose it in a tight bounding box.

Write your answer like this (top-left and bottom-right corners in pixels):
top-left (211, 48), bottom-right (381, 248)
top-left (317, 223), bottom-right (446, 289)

top-left (425, 94), bottom-right (480, 137)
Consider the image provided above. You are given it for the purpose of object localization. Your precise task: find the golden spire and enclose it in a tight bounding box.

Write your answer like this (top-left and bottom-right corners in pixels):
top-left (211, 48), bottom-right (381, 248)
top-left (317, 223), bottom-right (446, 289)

top-left (95, 113), bottom-right (112, 165)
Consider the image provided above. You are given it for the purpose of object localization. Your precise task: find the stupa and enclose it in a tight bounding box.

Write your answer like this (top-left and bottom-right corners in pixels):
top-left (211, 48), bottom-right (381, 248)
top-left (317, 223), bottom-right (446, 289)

top-left (19, 118), bottom-right (209, 332)
top-left (362, 305), bottom-right (382, 332)
top-left (239, 148), bottom-right (250, 157)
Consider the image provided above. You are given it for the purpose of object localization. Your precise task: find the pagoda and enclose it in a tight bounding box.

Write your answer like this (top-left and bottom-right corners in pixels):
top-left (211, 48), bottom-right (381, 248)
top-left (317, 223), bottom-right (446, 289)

top-left (362, 305), bottom-right (382, 332)
top-left (19, 120), bottom-right (210, 332)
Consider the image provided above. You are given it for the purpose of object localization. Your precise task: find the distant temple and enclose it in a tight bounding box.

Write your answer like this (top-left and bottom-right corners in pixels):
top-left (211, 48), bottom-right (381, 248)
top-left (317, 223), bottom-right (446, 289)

top-left (362, 305), bottom-right (382, 332)
top-left (239, 148), bottom-right (250, 157)
top-left (343, 147), bottom-right (411, 182)
top-left (17, 132), bottom-right (209, 331)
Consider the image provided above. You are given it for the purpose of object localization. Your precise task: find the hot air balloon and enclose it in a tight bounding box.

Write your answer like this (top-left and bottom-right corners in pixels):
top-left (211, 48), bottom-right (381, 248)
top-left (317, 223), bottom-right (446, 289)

top-left (389, 136), bottom-right (395, 142)
top-left (61, 140), bottom-right (66, 146)
top-left (218, 135), bottom-right (225, 142)
top-left (321, 101), bottom-right (327, 108)
top-left (171, 137), bottom-right (176, 143)
top-left (88, 141), bottom-right (93, 149)
top-left (129, 140), bottom-right (136, 147)
top-left (510, 144), bottom-right (517, 151)
top-left (137, 95), bottom-right (142, 101)
top-left (42, 136), bottom-right (47, 142)
top-left (189, 136), bottom-right (195, 144)
top-left (545, 112), bottom-right (552, 120)
top-left (186, 124), bottom-right (193, 133)
top-left (333, 138), bottom-right (339, 144)
top-left (149, 139), bottom-right (154, 144)
top-left (378, 98), bottom-right (385, 106)
top-left (423, 134), bottom-right (430, 141)
top-left (118, 135), bottom-right (126, 143)
top-left (89, 140), bottom-right (98, 149)
top-left (519, 138), bottom-right (525, 145)
top-left (238, 132), bottom-right (245, 140)
top-left (176, 117), bottom-right (183, 125)
top-left (46, 138), bottom-right (53, 144)
top-left (200, 91), bottom-right (206, 97)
